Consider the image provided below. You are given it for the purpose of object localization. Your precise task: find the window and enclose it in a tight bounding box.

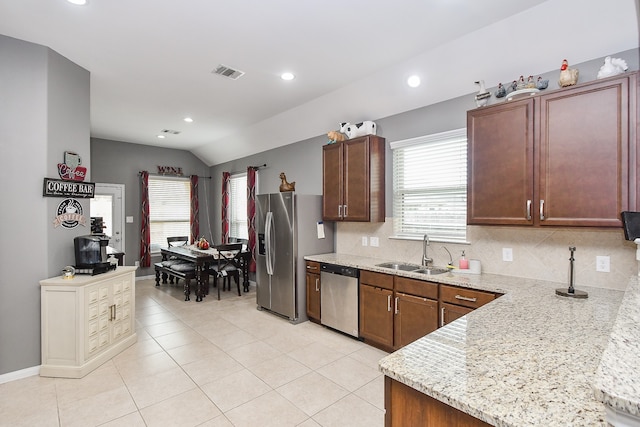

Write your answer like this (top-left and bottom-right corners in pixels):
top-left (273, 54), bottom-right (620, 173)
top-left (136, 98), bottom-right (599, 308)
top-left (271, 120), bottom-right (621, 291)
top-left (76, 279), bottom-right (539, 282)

top-left (229, 173), bottom-right (248, 240)
top-left (391, 128), bottom-right (467, 243)
top-left (148, 176), bottom-right (191, 252)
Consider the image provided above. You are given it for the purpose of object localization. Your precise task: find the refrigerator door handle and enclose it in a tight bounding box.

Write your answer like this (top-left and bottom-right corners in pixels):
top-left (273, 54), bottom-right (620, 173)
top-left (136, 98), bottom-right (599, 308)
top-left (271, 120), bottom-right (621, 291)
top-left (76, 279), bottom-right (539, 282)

top-left (265, 211), bottom-right (274, 275)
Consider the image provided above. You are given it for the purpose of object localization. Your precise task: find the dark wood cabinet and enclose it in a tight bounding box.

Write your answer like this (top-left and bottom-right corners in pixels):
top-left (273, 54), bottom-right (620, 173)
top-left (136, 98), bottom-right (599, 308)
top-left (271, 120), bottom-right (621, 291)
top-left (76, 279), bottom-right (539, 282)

top-left (394, 293), bottom-right (439, 348)
top-left (305, 261), bottom-right (321, 322)
top-left (468, 72), bottom-right (638, 227)
top-left (385, 376), bottom-right (492, 427)
top-left (359, 271), bottom-right (438, 351)
top-left (439, 284), bottom-right (496, 327)
top-left (359, 282), bottom-right (394, 348)
top-left (322, 135), bottom-right (385, 222)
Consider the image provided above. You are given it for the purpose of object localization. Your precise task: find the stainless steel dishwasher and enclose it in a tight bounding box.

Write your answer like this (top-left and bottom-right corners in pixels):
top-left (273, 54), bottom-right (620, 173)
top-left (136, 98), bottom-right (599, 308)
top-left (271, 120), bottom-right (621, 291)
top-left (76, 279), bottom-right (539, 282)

top-left (320, 263), bottom-right (359, 338)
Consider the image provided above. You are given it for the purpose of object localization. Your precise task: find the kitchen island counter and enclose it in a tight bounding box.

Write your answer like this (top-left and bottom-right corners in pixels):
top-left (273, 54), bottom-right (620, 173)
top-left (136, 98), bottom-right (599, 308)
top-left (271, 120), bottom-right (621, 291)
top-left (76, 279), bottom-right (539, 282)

top-left (305, 253), bottom-right (638, 426)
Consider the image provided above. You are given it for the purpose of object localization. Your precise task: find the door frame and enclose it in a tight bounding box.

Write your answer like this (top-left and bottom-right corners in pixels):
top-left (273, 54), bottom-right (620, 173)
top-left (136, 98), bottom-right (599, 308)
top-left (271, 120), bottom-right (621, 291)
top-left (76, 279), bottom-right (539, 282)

top-left (93, 183), bottom-right (125, 253)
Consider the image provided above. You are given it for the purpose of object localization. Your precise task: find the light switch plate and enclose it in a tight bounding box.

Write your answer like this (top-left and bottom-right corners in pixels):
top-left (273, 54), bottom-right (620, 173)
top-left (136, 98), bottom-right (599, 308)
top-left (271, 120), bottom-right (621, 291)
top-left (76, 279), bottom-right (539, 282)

top-left (503, 248), bottom-right (513, 262)
top-left (362, 236), bottom-right (368, 246)
top-left (370, 237), bottom-right (379, 247)
top-left (126, 216), bottom-right (134, 223)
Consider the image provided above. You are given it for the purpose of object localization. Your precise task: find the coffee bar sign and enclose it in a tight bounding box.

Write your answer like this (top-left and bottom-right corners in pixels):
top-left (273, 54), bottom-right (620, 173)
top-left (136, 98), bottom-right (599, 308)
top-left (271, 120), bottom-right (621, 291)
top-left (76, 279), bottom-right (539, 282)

top-left (43, 178), bottom-right (95, 198)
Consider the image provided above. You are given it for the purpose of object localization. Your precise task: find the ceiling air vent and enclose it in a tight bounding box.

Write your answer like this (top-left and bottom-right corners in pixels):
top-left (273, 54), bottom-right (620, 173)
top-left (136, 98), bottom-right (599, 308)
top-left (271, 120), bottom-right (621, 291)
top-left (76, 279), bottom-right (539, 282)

top-left (212, 64), bottom-right (245, 80)
top-left (160, 129), bottom-right (181, 135)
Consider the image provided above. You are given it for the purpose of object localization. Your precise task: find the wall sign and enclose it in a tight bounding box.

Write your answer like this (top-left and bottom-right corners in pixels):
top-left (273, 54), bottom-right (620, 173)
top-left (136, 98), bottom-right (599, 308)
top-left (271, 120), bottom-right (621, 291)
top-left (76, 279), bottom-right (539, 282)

top-left (43, 178), bottom-right (95, 198)
top-left (58, 151), bottom-right (87, 181)
top-left (53, 198), bottom-right (86, 229)
top-left (157, 165), bottom-right (183, 176)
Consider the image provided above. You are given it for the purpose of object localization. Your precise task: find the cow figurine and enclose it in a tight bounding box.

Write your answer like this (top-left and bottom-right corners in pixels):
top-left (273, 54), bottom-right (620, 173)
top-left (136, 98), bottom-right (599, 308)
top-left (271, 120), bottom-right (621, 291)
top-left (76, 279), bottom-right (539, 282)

top-left (339, 121), bottom-right (377, 139)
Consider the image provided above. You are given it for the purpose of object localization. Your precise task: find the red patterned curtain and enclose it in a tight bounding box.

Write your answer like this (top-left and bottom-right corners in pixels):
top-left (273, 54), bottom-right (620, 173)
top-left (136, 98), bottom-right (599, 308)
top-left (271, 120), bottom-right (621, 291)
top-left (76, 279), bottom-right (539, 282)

top-left (190, 175), bottom-right (199, 244)
top-left (139, 171), bottom-right (151, 267)
top-left (247, 167), bottom-right (257, 272)
top-left (221, 171), bottom-right (230, 244)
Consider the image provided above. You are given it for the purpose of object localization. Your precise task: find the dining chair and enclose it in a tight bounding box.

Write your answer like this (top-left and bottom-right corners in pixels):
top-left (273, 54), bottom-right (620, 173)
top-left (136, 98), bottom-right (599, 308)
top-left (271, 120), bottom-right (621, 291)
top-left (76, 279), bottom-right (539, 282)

top-left (208, 243), bottom-right (243, 300)
top-left (163, 236), bottom-right (192, 284)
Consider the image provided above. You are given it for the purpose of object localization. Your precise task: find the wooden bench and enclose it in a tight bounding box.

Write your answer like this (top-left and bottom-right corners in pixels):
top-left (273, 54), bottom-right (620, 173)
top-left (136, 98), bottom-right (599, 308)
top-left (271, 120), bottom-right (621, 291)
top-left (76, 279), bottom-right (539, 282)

top-left (155, 261), bottom-right (197, 301)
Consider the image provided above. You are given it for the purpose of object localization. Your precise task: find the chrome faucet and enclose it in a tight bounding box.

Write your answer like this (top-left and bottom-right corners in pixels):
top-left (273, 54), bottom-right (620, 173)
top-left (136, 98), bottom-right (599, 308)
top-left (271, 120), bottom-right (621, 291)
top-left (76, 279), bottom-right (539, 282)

top-left (422, 234), bottom-right (433, 268)
top-left (442, 246), bottom-right (453, 267)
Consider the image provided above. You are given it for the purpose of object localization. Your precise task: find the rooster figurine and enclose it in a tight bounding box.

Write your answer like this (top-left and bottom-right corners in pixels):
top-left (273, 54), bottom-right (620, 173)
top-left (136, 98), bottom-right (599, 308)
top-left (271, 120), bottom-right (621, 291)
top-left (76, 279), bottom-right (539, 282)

top-left (558, 59), bottom-right (579, 87)
top-left (597, 56), bottom-right (628, 79)
top-left (474, 80), bottom-right (491, 107)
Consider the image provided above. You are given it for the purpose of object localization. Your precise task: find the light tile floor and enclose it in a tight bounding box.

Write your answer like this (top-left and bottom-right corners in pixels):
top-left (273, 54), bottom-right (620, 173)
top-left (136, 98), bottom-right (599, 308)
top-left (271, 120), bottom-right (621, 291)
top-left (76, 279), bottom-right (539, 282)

top-left (0, 279), bottom-right (388, 426)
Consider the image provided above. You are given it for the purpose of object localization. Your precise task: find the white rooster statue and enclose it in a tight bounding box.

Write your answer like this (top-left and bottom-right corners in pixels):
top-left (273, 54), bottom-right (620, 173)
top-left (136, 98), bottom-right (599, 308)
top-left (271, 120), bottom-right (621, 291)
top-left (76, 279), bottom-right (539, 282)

top-left (474, 80), bottom-right (491, 107)
top-left (597, 56), bottom-right (628, 79)
top-left (558, 59), bottom-right (579, 87)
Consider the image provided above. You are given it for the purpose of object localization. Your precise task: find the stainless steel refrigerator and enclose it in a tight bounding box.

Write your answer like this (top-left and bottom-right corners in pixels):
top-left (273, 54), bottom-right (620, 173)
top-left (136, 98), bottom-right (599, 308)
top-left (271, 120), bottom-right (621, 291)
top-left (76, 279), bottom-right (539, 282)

top-left (256, 193), bottom-right (334, 323)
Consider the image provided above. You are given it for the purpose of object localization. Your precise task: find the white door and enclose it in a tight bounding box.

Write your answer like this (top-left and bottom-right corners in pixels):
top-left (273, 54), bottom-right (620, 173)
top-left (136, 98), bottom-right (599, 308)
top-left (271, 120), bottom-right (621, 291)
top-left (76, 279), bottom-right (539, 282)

top-left (91, 184), bottom-right (125, 253)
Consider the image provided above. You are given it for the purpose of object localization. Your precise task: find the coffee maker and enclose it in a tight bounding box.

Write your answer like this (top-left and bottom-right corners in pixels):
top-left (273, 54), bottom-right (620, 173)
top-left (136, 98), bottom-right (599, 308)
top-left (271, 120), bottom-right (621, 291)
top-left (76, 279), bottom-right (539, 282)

top-left (74, 235), bottom-right (115, 274)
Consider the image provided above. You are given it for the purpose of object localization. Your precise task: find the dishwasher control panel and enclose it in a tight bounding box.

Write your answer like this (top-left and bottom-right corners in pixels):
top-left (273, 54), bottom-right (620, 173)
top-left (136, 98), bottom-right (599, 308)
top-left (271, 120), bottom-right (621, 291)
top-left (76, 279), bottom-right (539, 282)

top-left (320, 263), bottom-right (359, 278)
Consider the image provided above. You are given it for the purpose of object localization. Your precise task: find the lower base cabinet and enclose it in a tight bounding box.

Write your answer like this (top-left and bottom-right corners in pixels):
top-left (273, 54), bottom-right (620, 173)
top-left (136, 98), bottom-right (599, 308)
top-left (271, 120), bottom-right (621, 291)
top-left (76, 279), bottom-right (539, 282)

top-left (359, 271), bottom-right (438, 352)
top-left (305, 261), bottom-right (321, 322)
top-left (40, 266), bottom-right (137, 379)
top-left (385, 376), bottom-right (492, 427)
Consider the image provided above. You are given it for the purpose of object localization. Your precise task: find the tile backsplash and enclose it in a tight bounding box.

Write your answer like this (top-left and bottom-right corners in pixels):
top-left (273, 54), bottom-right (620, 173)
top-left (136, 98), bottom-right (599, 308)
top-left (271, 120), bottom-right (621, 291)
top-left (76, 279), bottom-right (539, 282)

top-left (336, 219), bottom-right (638, 291)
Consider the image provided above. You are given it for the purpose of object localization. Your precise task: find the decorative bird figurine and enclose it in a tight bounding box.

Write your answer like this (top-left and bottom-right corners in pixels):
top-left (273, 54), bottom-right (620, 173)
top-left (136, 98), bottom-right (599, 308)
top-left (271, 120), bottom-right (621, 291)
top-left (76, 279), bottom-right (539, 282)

top-left (508, 80), bottom-right (518, 93)
top-left (558, 59), bottom-right (579, 87)
top-left (516, 75), bottom-right (526, 90)
top-left (536, 77), bottom-right (549, 90)
top-left (597, 56), bottom-right (628, 79)
top-left (474, 80), bottom-right (491, 107)
top-left (495, 83), bottom-right (506, 98)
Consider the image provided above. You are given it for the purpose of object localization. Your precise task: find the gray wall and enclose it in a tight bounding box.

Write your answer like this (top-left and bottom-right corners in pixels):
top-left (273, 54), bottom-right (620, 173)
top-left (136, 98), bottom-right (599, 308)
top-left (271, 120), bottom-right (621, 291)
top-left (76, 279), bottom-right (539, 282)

top-left (90, 138), bottom-right (212, 277)
top-left (0, 35), bottom-right (90, 375)
top-left (210, 49), bottom-right (640, 237)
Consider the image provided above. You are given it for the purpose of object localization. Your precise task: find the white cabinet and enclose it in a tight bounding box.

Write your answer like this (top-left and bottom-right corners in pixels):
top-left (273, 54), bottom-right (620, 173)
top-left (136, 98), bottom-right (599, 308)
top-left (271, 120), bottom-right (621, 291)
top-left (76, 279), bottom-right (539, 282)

top-left (40, 267), bottom-right (137, 378)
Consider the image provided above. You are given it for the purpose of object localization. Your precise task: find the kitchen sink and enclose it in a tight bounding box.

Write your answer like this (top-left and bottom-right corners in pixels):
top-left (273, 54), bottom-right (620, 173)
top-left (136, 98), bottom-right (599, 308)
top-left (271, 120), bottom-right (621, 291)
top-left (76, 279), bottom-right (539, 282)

top-left (413, 267), bottom-right (450, 275)
top-left (376, 262), bottom-right (422, 271)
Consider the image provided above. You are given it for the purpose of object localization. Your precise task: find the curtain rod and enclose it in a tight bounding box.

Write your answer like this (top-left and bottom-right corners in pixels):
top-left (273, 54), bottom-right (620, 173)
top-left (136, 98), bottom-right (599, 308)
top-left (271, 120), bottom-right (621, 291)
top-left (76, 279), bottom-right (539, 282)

top-left (229, 163), bottom-right (267, 175)
top-left (138, 171), bottom-right (211, 179)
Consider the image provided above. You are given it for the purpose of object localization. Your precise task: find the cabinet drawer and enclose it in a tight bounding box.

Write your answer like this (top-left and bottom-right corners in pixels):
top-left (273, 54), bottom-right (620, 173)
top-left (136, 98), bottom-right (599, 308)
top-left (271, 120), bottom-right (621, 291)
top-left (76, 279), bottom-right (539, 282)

top-left (360, 270), bottom-right (394, 290)
top-left (395, 277), bottom-right (437, 300)
top-left (440, 285), bottom-right (495, 309)
top-left (306, 261), bottom-right (321, 274)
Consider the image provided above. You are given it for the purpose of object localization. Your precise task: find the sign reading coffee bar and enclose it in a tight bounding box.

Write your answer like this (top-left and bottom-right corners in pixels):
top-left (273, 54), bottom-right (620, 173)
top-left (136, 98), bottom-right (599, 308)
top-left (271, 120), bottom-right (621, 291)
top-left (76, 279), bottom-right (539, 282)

top-left (43, 178), bottom-right (95, 198)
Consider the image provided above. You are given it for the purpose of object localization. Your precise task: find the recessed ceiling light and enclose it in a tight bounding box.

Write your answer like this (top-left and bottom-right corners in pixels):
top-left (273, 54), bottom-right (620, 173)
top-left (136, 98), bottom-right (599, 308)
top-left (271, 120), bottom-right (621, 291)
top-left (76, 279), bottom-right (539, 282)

top-left (407, 75), bottom-right (421, 88)
top-left (281, 72), bottom-right (295, 81)
top-left (157, 135), bottom-right (166, 139)
top-left (67, 0), bottom-right (87, 5)
top-left (184, 117), bottom-right (193, 123)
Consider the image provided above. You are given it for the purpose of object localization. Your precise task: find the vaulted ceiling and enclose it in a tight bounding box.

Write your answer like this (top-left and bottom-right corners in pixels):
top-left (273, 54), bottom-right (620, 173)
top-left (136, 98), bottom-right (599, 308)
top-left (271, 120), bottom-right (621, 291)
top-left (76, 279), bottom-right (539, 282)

top-left (1, 0), bottom-right (638, 165)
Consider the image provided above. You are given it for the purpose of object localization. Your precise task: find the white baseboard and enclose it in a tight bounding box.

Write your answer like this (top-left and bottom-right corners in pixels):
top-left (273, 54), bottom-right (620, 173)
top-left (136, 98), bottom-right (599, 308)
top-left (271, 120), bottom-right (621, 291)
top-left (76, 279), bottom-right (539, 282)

top-left (0, 365), bottom-right (40, 384)
top-left (136, 274), bottom-right (155, 280)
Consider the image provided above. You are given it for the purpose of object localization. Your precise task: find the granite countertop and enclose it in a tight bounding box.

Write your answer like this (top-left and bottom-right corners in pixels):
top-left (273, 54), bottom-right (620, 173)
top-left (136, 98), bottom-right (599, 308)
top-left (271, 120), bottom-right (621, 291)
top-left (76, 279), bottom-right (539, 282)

top-left (305, 253), bottom-right (639, 426)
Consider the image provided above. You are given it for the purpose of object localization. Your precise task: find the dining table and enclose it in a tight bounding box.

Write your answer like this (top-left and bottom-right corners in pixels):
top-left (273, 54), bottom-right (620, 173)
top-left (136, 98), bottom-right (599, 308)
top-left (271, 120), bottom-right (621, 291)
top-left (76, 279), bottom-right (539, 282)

top-left (160, 245), bottom-right (251, 301)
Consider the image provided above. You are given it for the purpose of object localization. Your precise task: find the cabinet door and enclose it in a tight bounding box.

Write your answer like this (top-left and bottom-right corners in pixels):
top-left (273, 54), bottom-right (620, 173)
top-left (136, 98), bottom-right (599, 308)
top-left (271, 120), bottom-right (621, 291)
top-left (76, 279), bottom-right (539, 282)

top-left (322, 142), bottom-right (343, 221)
top-left (306, 272), bottom-right (321, 321)
top-left (467, 98), bottom-right (535, 225)
top-left (394, 293), bottom-right (438, 349)
top-left (359, 283), bottom-right (394, 349)
top-left (538, 76), bottom-right (630, 227)
top-left (343, 137), bottom-right (370, 221)
top-left (440, 302), bottom-right (473, 327)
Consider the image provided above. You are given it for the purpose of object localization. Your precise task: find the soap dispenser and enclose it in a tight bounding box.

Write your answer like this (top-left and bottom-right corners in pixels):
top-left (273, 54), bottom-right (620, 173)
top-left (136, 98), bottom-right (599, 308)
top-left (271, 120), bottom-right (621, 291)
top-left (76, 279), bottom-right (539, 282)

top-left (459, 251), bottom-right (469, 269)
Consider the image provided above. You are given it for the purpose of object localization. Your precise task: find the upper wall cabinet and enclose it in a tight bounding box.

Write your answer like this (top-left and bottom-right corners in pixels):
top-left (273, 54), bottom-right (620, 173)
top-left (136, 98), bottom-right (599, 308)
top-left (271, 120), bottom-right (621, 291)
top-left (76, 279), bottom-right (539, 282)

top-left (467, 72), bottom-right (638, 227)
top-left (322, 135), bottom-right (385, 222)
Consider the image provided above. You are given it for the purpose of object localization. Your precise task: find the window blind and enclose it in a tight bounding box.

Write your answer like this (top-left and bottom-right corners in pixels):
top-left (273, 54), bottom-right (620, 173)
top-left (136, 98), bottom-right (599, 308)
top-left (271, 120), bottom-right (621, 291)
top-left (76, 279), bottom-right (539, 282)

top-left (229, 173), bottom-right (248, 240)
top-left (391, 128), bottom-right (467, 243)
top-left (148, 176), bottom-right (191, 252)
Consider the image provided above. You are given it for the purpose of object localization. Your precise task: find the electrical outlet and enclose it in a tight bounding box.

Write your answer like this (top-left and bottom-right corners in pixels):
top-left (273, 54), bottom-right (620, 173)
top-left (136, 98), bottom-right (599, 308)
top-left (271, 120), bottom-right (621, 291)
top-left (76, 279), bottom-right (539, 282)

top-left (362, 236), bottom-right (368, 246)
top-left (370, 237), bottom-right (379, 247)
top-left (134, 261), bottom-right (140, 267)
top-left (502, 248), bottom-right (513, 262)
top-left (596, 256), bottom-right (610, 272)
